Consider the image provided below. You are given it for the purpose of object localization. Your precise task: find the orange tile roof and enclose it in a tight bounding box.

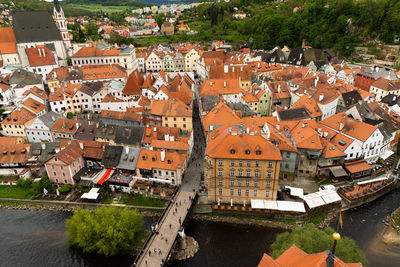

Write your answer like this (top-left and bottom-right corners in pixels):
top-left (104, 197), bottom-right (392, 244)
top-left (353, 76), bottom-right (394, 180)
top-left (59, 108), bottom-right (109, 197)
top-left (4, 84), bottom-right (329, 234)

top-left (264, 123), bottom-right (297, 152)
top-left (330, 133), bottom-right (353, 150)
top-left (136, 149), bottom-right (186, 171)
top-left (22, 86), bottom-right (46, 101)
top-left (201, 101), bottom-right (241, 133)
top-left (243, 91), bottom-right (258, 103)
top-left (0, 144), bottom-right (31, 164)
top-left (200, 78), bottom-right (242, 97)
top-left (142, 126), bottom-right (181, 144)
top-left (101, 93), bottom-right (123, 103)
top-left (292, 95), bottom-right (322, 119)
top-left (81, 64), bottom-right (127, 81)
top-left (258, 244), bottom-right (362, 267)
top-left (320, 113), bottom-right (377, 142)
top-left (344, 160), bottom-right (373, 174)
top-left (1, 107), bottom-right (36, 125)
top-left (123, 69), bottom-right (144, 95)
top-left (51, 118), bottom-right (79, 133)
top-left (53, 141), bottom-right (83, 165)
top-left (0, 82), bottom-right (11, 92)
top-left (25, 46), bottom-right (56, 67)
top-left (100, 109), bottom-right (141, 122)
top-left (142, 74), bottom-right (154, 88)
top-left (0, 28), bottom-right (17, 54)
top-left (23, 98), bottom-right (45, 113)
top-left (320, 138), bottom-right (346, 158)
top-left (150, 99), bottom-right (192, 117)
top-left (206, 125), bottom-right (282, 161)
top-left (72, 46), bottom-right (120, 57)
top-left (151, 139), bottom-right (189, 151)
top-left (371, 78), bottom-right (400, 91)
top-left (49, 87), bottom-right (65, 102)
top-left (0, 137), bottom-right (23, 145)
top-left (60, 139), bottom-right (107, 160)
top-left (290, 122), bottom-right (323, 150)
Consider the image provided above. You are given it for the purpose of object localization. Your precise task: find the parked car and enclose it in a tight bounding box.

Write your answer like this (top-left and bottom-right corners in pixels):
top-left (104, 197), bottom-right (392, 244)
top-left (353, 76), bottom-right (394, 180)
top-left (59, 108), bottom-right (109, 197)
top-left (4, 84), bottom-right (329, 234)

top-left (319, 185), bottom-right (335, 191)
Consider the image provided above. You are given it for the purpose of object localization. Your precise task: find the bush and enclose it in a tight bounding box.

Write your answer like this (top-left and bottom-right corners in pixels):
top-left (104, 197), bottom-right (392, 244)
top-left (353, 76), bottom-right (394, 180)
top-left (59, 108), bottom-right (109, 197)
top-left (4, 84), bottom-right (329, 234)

top-left (65, 206), bottom-right (144, 255)
top-left (270, 224), bottom-right (368, 266)
top-left (58, 184), bottom-right (71, 193)
top-left (16, 178), bottom-right (32, 189)
top-left (66, 112), bottom-right (74, 119)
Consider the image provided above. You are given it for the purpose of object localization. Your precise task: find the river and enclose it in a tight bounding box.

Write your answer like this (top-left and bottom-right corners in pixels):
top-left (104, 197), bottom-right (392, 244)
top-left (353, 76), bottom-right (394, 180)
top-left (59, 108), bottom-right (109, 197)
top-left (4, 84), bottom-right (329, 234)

top-left (1, 190), bottom-right (400, 267)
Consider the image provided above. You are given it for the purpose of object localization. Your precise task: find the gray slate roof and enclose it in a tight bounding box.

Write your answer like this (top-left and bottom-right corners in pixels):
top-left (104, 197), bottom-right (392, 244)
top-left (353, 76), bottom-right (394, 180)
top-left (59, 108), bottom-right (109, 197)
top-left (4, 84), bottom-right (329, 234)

top-left (114, 125), bottom-right (144, 146)
top-left (38, 111), bottom-right (63, 129)
top-left (200, 96), bottom-right (221, 112)
top-left (341, 91), bottom-right (362, 107)
top-left (278, 108), bottom-right (310, 121)
top-left (101, 145), bottom-right (123, 168)
top-left (116, 146), bottom-right (140, 170)
top-left (12, 11), bottom-right (62, 43)
top-left (9, 69), bottom-right (42, 88)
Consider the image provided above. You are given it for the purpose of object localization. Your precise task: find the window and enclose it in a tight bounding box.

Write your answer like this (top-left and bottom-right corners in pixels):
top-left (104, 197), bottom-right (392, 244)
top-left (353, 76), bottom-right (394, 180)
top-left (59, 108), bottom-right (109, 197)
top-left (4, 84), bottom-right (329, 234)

top-left (254, 180), bottom-right (258, 187)
top-left (230, 160), bottom-right (235, 166)
top-left (64, 180), bottom-right (67, 184)
top-left (255, 170), bottom-right (259, 177)
top-left (246, 170), bottom-right (251, 176)
top-left (246, 180), bottom-right (250, 186)
top-left (230, 179), bottom-right (234, 186)
top-left (256, 150), bottom-right (261, 155)
top-left (238, 180), bottom-right (242, 187)
top-left (245, 149), bottom-right (250, 154)
top-left (53, 172), bottom-right (56, 176)
top-left (218, 179), bottom-right (222, 186)
top-left (218, 169), bottom-right (223, 176)
top-left (267, 181), bottom-right (271, 188)
top-left (285, 164), bottom-right (289, 169)
top-left (51, 165), bottom-right (55, 169)
top-left (230, 169), bottom-right (235, 176)
top-left (239, 161), bottom-right (243, 167)
top-left (253, 190), bottom-right (258, 196)
top-left (238, 189), bottom-right (242, 196)
top-left (255, 161), bottom-right (259, 167)
top-left (266, 190), bottom-right (270, 197)
top-left (230, 189), bottom-right (234, 196)
top-left (245, 190), bottom-right (249, 196)
top-left (60, 166), bottom-right (64, 170)
top-left (230, 149), bottom-right (235, 154)
top-left (238, 170), bottom-right (243, 176)
top-left (267, 171), bottom-right (272, 178)
top-left (218, 188), bottom-right (222, 195)
top-left (247, 161), bottom-right (251, 167)
top-left (268, 161), bottom-right (273, 168)
top-left (218, 160), bottom-right (223, 166)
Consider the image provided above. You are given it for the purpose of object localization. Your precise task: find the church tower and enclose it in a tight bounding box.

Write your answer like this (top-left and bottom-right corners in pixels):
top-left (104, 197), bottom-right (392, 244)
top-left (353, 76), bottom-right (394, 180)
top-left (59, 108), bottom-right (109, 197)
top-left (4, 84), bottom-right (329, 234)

top-left (53, 0), bottom-right (71, 49)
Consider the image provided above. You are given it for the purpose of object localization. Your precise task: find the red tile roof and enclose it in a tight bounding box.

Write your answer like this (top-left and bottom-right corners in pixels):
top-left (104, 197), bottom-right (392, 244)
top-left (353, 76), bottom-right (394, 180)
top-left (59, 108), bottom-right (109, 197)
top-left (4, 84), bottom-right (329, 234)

top-left (123, 69), bottom-right (144, 95)
top-left (51, 118), bottom-right (79, 133)
top-left (25, 46), bottom-right (56, 67)
top-left (1, 107), bottom-right (36, 125)
top-left (0, 28), bottom-right (17, 54)
top-left (72, 46), bottom-right (120, 58)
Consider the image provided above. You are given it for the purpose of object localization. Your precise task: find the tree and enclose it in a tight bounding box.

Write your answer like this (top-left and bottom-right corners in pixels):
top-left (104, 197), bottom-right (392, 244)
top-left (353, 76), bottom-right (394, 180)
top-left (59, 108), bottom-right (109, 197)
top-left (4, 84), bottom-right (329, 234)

top-left (155, 14), bottom-right (164, 28)
top-left (65, 206), bottom-right (144, 256)
top-left (270, 224), bottom-right (368, 266)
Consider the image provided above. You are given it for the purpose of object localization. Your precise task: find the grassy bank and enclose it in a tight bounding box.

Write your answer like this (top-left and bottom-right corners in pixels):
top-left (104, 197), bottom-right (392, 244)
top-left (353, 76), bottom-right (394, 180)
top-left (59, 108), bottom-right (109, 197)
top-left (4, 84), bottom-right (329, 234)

top-left (0, 185), bottom-right (36, 199)
top-left (121, 193), bottom-right (167, 207)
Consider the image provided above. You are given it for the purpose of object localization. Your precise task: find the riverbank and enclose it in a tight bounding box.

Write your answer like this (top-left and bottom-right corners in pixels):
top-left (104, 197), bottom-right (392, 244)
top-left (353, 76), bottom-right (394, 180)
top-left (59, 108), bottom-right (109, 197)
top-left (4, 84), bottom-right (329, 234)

top-left (0, 198), bottom-right (163, 217)
top-left (190, 211), bottom-right (337, 230)
top-left (381, 207), bottom-right (400, 247)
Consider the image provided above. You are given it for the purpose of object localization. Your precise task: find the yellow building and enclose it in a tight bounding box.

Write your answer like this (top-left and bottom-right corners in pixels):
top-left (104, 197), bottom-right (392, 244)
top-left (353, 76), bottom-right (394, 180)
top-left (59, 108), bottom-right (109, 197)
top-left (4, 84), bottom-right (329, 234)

top-left (63, 83), bottom-right (83, 114)
top-left (151, 99), bottom-right (193, 133)
top-left (0, 107), bottom-right (36, 138)
top-left (204, 125), bottom-right (282, 206)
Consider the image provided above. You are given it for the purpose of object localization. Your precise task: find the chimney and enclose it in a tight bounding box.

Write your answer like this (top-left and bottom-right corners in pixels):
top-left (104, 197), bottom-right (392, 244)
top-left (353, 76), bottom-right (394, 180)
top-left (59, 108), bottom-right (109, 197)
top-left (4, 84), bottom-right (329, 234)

top-left (224, 65), bottom-right (228, 73)
top-left (153, 127), bottom-right (157, 132)
top-left (278, 84), bottom-right (281, 93)
top-left (339, 123), bottom-right (344, 130)
top-left (160, 150), bottom-right (165, 162)
top-left (257, 62), bottom-right (260, 68)
top-left (125, 146), bottom-right (129, 154)
top-left (232, 67), bottom-right (235, 73)
top-left (164, 134), bottom-right (169, 141)
top-left (224, 81), bottom-right (226, 88)
top-left (79, 142), bottom-right (84, 150)
top-left (169, 135), bottom-right (174, 141)
top-left (246, 127), bottom-right (249, 134)
top-left (276, 124), bottom-right (280, 130)
top-left (210, 81), bottom-right (212, 87)
top-left (75, 122), bottom-right (79, 130)
top-left (55, 148), bottom-right (60, 153)
top-left (41, 142), bottom-right (46, 150)
top-left (319, 95), bottom-right (324, 101)
top-left (38, 48), bottom-right (42, 57)
top-left (42, 48), bottom-right (45, 56)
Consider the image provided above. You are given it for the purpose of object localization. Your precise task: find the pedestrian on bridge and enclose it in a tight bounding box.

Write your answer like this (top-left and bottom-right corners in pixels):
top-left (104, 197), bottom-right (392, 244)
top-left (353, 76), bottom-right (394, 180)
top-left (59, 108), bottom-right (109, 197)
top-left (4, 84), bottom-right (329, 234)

top-left (159, 249), bottom-right (162, 255)
top-left (148, 251), bottom-right (151, 256)
top-left (169, 223), bottom-right (171, 229)
top-left (154, 248), bottom-right (157, 253)
top-left (166, 238), bottom-right (168, 243)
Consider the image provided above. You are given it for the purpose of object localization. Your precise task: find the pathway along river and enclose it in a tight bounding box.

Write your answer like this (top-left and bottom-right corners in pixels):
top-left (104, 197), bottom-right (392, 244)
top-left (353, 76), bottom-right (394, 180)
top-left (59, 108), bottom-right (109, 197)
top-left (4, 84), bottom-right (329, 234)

top-left (1, 190), bottom-right (400, 267)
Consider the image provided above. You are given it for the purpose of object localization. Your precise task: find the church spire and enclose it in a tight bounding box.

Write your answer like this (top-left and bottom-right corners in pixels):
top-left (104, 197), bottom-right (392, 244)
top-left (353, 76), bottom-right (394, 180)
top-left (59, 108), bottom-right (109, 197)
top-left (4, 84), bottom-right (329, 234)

top-left (54, 0), bottom-right (61, 13)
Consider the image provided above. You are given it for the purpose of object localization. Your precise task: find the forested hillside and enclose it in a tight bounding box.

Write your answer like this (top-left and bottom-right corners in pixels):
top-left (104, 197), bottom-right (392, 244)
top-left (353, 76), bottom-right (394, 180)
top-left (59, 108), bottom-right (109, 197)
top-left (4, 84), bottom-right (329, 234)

top-left (185, 0), bottom-right (400, 56)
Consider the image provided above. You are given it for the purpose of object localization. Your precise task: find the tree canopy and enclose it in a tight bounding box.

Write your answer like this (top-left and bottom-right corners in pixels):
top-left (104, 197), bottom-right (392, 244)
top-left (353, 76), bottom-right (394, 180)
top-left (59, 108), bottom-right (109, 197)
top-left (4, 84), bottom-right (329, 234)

top-left (270, 224), bottom-right (368, 266)
top-left (65, 206), bottom-right (144, 256)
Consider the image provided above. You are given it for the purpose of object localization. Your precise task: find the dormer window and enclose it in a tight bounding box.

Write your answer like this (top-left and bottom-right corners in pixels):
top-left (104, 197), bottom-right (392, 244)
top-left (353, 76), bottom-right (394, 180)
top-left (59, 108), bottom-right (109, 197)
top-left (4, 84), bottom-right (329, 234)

top-left (256, 150), bottom-right (261, 155)
top-left (142, 156), bottom-right (146, 160)
top-left (245, 150), bottom-right (250, 155)
top-left (230, 149), bottom-right (235, 154)
top-left (167, 160), bottom-right (171, 164)
top-left (152, 157), bottom-right (156, 162)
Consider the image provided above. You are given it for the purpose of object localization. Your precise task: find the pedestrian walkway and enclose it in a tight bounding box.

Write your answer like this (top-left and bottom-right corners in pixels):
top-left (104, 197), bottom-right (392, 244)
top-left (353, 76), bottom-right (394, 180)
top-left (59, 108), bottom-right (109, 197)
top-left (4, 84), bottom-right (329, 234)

top-left (135, 190), bottom-right (196, 267)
